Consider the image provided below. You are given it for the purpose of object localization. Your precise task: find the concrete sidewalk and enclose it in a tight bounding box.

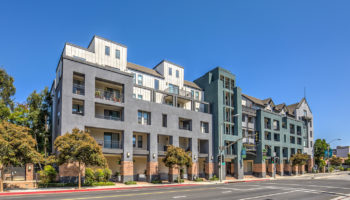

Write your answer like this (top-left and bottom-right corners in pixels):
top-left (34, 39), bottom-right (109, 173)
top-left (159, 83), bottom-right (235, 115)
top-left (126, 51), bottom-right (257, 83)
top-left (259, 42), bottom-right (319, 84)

top-left (1, 172), bottom-right (347, 196)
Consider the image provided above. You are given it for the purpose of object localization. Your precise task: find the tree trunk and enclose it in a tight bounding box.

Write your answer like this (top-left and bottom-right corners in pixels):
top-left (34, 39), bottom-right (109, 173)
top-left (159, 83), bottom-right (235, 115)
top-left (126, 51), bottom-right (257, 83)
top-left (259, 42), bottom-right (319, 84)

top-left (78, 162), bottom-right (81, 189)
top-left (0, 167), bottom-right (3, 192)
top-left (178, 167), bottom-right (181, 184)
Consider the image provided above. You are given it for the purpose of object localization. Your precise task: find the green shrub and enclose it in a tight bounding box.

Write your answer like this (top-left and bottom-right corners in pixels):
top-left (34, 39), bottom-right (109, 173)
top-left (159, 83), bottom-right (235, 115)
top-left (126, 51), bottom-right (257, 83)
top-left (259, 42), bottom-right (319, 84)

top-left (38, 182), bottom-right (76, 188)
top-left (194, 178), bottom-right (203, 182)
top-left (85, 168), bottom-right (95, 185)
top-left (347, 168), bottom-right (350, 171)
top-left (209, 175), bottom-right (219, 181)
top-left (125, 181), bottom-right (137, 185)
top-left (151, 180), bottom-right (162, 184)
top-left (38, 165), bottom-right (57, 186)
top-left (339, 166), bottom-right (344, 171)
top-left (91, 182), bottom-right (115, 186)
top-left (103, 168), bottom-right (112, 182)
top-left (329, 167), bottom-right (334, 172)
top-left (174, 179), bottom-right (184, 183)
top-left (95, 169), bottom-right (105, 182)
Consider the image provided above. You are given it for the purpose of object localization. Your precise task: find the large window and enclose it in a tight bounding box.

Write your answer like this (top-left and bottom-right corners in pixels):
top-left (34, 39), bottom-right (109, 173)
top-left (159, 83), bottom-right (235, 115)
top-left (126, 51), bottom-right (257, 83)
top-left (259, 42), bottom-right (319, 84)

top-left (154, 79), bottom-right (159, 90)
top-left (103, 109), bottom-right (121, 121)
top-left (200, 122), bottom-right (209, 133)
top-left (105, 46), bottom-right (110, 56)
top-left (138, 111), bottom-right (151, 125)
top-left (179, 118), bottom-right (192, 131)
top-left (132, 73), bottom-right (136, 84)
top-left (115, 49), bottom-right (120, 59)
top-left (104, 132), bottom-right (120, 149)
top-left (72, 99), bottom-right (84, 115)
top-left (137, 74), bottom-right (143, 85)
top-left (176, 70), bottom-right (179, 78)
top-left (168, 84), bottom-right (179, 94)
top-left (290, 124), bottom-right (295, 134)
top-left (273, 120), bottom-right (280, 130)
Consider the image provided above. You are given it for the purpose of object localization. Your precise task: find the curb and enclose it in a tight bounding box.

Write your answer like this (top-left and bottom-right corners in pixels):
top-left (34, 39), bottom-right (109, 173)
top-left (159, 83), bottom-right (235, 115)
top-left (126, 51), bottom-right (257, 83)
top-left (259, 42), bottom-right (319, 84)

top-left (0, 184), bottom-right (198, 196)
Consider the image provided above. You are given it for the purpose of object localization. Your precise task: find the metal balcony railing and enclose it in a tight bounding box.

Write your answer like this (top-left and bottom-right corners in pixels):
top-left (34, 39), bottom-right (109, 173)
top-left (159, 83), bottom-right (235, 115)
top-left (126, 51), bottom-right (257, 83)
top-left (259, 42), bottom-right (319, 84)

top-left (158, 144), bottom-right (169, 152)
top-left (95, 114), bottom-right (122, 121)
top-left (96, 140), bottom-right (123, 149)
top-left (95, 88), bottom-right (123, 103)
top-left (73, 84), bottom-right (85, 95)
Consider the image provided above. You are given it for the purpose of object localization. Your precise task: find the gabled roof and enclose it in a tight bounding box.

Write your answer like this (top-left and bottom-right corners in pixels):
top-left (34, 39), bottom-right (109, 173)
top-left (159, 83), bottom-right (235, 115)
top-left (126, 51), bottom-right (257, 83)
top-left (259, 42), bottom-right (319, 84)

top-left (275, 103), bottom-right (286, 111)
top-left (242, 94), bottom-right (265, 106)
top-left (184, 80), bottom-right (202, 90)
top-left (127, 62), bottom-right (164, 78)
top-left (286, 102), bottom-right (298, 116)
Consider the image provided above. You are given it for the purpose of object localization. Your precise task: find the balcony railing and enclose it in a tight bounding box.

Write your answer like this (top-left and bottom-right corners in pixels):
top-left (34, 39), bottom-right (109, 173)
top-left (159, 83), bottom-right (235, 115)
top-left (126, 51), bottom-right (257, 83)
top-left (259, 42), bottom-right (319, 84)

top-left (158, 144), bottom-right (169, 152)
top-left (164, 87), bottom-right (199, 100)
top-left (95, 88), bottom-right (123, 103)
top-left (179, 124), bottom-right (191, 131)
top-left (95, 114), bottom-right (122, 121)
top-left (73, 84), bottom-right (85, 95)
top-left (96, 140), bottom-right (122, 149)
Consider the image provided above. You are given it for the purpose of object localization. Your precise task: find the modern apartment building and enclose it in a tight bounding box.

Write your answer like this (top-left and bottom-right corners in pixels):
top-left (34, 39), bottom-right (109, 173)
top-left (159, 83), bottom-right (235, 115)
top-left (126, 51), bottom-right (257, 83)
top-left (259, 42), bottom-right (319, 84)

top-left (51, 36), bottom-right (213, 182)
top-left (334, 146), bottom-right (350, 158)
top-left (50, 35), bottom-right (314, 182)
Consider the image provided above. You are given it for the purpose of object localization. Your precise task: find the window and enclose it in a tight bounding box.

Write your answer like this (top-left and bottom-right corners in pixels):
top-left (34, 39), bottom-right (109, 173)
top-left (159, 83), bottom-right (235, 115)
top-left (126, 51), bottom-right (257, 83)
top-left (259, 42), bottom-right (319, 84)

top-left (284, 135), bottom-right (287, 143)
top-left (200, 122), bottom-right (209, 133)
top-left (264, 131), bottom-right (271, 140)
top-left (73, 73), bottom-right (85, 95)
top-left (168, 67), bottom-right (172, 76)
top-left (310, 141), bottom-right (313, 147)
top-left (264, 118), bottom-right (271, 129)
top-left (310, 120), bottom-right (312, 127)
top-left (297, 126), bottom-right (302, 135)
top-left (274, 133), bottom-right (280, 141)
top-left (195, 91), bottom-right (199, 100)
top-left (104, 132), bottom-right (120, 149)
top-left (310, 131), bottom-right (313, 137)
top-left (179, 118), bottom-right (192, 131)
top-left (105, 46), bottom-right (110, 56)
top-left (115, 49), bottom-right (120, 59)
top-left (132, 73), bottom-right (136, 84)
top-left (138, 94), bottom-right (143, 100)
top-left (57, 90), bottom-right (61, 100)
top-left (138, 135), bottom-right (142, 148)
top-left (304, 110), bottom-right (307, 116)
top-left (191, 90), bottom-right (194, 98)
top-left (103, 109), bottom-right (121, 120)
top-left (137, 74), bottom-right (143, 85)
top-left (273, 120), bottom-right (280, 130)
top-left (154, 79), bottom-right (159, 90)
top-left (133, 135), bottom-right (136, 147)
top-left (290, 136), bottom-right (295, 144)
top-left (176, 70), bottom-right (179, 78)
top-left (242, 114), bottom-right (245, 122)
top-left (138, 111), bottom-right (151, 125)
top-left (297, 137), bottom-right (302, 145)
top-left (168, 84), bottom-right (179, 94)
top-left (162, 114), bottom-right (167, 127)
top-left (72, 99), bottom-right (84, 115)
top-left (248, 116), bottom-right (253, 123)
top-left (290, 124), bottom-right (295, 134)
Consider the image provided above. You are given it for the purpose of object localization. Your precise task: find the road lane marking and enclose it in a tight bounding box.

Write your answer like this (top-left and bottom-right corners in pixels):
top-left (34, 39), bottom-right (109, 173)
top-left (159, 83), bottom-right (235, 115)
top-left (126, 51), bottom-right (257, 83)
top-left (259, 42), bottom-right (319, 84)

top-left (62, 187), bottom-right (216, 200)
top-left (222, 191), bottom-right (232, 193)
top-left (263, 182), bottom-right (350, 190)
top-left (173, 196), bottom-right (187, 198)
top-left (239, 190), bottom-right (304, 200)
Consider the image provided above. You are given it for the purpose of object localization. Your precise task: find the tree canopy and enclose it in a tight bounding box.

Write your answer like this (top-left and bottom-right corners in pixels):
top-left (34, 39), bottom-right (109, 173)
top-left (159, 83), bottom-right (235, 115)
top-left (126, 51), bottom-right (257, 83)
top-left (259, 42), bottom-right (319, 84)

top-left (0, 68), bottom-right (16, 109)
top-left (290, 153), bottom-right (309, 166)
top-left (54, 128), bottom-right (106, 188)
top-left (162, 145), bottom-right (192, 183)
top-left (0, 121), bottom-right (42, 192)
top-left (314, 139), bottom-right (329, 167)
top-left (329, 156), bottom-right (342, 166)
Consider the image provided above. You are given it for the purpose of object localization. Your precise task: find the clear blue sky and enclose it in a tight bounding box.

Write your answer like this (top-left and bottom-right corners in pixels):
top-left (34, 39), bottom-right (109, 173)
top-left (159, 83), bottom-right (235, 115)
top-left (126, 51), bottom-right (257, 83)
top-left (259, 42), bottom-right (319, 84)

top-left (0, 1), bottom-right (349, 147)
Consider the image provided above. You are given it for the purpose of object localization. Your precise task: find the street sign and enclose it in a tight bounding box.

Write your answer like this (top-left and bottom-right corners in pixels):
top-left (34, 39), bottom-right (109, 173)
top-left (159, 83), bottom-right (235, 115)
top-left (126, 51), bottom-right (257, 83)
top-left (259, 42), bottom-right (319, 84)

top-left (242, 147), bottom-right (247, 159)
top-left (222, 162), bottom-right (226, 166)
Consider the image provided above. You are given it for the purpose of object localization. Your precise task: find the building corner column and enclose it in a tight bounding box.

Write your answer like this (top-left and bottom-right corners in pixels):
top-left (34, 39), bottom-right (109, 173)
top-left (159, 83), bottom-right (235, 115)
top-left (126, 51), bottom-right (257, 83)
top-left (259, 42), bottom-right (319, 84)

top-left (121, 161), bottom-right (133, 182)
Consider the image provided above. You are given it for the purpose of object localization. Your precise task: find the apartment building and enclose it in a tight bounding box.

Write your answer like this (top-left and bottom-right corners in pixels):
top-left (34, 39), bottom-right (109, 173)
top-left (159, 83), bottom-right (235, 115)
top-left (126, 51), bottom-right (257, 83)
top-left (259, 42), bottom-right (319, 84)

top-left (51, 36), bottom-right (213, 182)
top-left (50, 35), bottom-right (314, 182)
top-left (334, 146), bottom-right (350, 158)
top-left (241, 94), bottom-right (313, 177)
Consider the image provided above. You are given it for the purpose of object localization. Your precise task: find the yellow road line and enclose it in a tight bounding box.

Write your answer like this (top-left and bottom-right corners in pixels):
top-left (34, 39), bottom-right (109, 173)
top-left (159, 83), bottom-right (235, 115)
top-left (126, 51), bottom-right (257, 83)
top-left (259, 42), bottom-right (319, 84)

top-left (62, 187), bottom-right (216, 200)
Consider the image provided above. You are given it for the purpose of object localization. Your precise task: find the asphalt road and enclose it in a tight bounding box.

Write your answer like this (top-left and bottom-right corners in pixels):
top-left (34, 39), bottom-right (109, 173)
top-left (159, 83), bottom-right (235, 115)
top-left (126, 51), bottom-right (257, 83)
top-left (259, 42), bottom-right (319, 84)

top-left (2, 174), bottom-right (350, 200)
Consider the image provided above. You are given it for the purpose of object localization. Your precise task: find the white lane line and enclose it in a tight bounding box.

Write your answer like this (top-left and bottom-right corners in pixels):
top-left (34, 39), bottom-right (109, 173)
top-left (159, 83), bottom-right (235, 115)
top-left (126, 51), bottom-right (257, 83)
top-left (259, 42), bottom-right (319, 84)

top-left (173, 196), bottom-right (187, 198)
top-left (264, 182), bottom-right (350, 190)
top-left (222, 191), bottom-right (232, 194)
top-left (239, 190), bottom-right (303, 200)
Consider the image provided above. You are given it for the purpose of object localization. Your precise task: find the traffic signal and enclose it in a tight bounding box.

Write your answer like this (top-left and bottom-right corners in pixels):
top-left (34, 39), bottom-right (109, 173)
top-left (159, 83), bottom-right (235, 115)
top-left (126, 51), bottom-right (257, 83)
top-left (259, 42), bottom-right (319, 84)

top-left (218, 155), bottom-right (221, 163)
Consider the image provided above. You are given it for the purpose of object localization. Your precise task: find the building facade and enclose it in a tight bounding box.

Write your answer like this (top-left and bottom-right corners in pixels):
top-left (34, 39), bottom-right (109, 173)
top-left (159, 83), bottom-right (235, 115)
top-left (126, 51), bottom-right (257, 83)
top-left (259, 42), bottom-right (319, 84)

top-left (51, 36), bottom-right (213, 182)
top-left (335, 146), bottom-right (350, 158)
top-left (50, 35), bottom-right (314, 182)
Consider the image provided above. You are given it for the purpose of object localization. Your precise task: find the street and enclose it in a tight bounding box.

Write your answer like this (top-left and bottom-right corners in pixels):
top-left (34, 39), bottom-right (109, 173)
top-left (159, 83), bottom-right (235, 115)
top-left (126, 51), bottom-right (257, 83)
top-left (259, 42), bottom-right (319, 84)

top-left (1, 173), bottom-right (350, 200)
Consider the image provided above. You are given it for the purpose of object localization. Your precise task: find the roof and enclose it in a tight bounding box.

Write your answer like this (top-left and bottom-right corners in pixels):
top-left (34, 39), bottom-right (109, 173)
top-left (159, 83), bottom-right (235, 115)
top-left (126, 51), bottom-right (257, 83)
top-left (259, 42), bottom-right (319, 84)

top-left (286, 103), bottom-right (298, 116)
top-left (275, 103), bottom-right (286, 111)
top-left (242, 94), bottom-right (265, 106)
top-left (127, 62), bottom-right (164, 78)
top-left (184, 80), bottom-right (202, 90)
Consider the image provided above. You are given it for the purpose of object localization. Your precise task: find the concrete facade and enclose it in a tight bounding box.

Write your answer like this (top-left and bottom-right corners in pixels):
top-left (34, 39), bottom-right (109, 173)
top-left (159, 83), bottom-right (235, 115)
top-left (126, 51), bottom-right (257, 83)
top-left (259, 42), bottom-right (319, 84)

top-left (50, 35), bottom-right (314, 183)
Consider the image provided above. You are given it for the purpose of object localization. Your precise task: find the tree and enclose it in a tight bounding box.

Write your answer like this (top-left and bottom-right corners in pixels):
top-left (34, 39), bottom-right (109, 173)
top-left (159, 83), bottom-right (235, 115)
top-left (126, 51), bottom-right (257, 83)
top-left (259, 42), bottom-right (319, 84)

top-left (314, 139), bottom-right (329, 166)
top-left (0, 68), bottom-right (16, 109)
top-left (0, 121), bottom-right (42, 192)
top-left (162, 145), bottom-right (192, 183)
top-left (345, 154), bottom-right (350, 166)
top-left (0, 68), bottom-right (15, 120)
top-left (329, 156), bottom-right (342, 167)
top-left (290, 153), bottom-right (309, 166)
top-left (9, 103), bottom-right (30, 127)
top-left (54, 128), bottom-right (107, 189)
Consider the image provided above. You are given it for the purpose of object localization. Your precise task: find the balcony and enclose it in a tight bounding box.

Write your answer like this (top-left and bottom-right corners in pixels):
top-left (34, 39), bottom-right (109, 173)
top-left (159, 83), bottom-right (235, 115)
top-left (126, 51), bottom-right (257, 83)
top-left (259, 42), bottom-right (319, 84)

top-left (179, 118), bottom-right (192, 131)
top-left (95, 88), bottom-right (123, 103)
top-left (242, 106), bottom-right (256, 116)
top-left (73, 84), bottom-right (85, 95)
top-left (179, 137), bottom-right (191, 152)
top-left (86, 127), bottom-right (123, 154)
top-left (95, 103), bottom-right (123, 121)
top-left (158, 135), bottom-right (171, 156)
top-left (133, 133), bottom-right (149, 155)
top-left (95, 114), bottom-right (122, 121)
top-left (96, 139), bottom-right (123, 149)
